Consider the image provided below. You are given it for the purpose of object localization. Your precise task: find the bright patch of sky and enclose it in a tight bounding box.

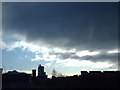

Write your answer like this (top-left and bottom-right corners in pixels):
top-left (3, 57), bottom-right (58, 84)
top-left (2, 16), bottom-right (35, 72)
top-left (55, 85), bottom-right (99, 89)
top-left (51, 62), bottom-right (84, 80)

top-left (2, 36), bottom-right (118, 77)
top-left (76, 50), bottom-right (100, 57)
top-left (108, 49), bottom-right (119, 53)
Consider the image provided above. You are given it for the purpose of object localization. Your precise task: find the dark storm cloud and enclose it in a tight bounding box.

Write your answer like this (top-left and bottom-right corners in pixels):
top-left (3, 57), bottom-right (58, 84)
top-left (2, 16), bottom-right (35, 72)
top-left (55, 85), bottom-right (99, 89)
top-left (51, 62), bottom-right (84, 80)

top-left (3, 2), bottom-right (118, 51)
top-left (79, 52), bottom-right (118, 62)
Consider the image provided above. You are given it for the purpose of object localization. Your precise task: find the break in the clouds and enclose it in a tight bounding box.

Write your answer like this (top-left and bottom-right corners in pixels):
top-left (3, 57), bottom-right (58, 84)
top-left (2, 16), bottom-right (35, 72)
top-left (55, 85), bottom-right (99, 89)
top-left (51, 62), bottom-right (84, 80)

top-left (2, 2), bottom-right (119, 73)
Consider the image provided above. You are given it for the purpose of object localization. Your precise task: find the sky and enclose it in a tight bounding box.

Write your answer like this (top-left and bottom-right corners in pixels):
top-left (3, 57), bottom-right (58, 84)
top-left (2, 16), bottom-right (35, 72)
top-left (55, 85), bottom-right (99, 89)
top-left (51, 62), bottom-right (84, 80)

top-left (1, 2), bottom-right (119, 77)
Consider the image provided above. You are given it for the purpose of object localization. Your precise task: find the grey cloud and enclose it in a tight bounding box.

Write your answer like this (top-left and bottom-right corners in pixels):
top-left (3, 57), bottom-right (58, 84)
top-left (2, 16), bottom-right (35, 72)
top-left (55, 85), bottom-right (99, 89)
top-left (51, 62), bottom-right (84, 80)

top-left (58, 53), bottom-right (76, 60)
top-left (80, 52), bottom-right (118, 62)
top-left (49, 52), bottom-right (76, 59)
top-left (50, 51), bottom-right (118, 63)
top-left (2, 2), bottom-right (118, 51)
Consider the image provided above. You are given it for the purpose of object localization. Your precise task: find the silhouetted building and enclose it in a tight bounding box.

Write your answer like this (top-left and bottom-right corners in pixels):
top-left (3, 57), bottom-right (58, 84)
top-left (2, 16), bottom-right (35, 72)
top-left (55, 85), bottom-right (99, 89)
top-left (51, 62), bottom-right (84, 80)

top-left (7, 70), bottom-right (18, 74)
top-left (81, 71), bottom-right (88, 76)
top-left (3, 70), bottom-right (31, 81)
top-left (89, 71), bottom-right (102, 76)
top-left (103, 71), bottom-right (116, 78)
top-left (32, 69), bottom-right (36, 77)
top-left (2, 70), bottom-right (31, 88)
top-left (52, 76), bottom-right (56, 79)
top-left (38, 64), bottom-right (47, 78)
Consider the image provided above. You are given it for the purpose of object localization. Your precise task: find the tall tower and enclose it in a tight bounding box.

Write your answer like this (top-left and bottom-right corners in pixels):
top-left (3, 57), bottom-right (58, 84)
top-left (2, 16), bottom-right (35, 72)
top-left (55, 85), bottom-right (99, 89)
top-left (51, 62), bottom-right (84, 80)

top-left (38, 64), bottom-right (46, 78)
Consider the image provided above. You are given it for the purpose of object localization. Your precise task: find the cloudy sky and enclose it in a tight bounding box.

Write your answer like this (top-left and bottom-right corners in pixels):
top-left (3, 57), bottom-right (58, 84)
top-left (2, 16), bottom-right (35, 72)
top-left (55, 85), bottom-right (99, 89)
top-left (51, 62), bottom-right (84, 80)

top-left (1, 2), bottom-right (119, 77)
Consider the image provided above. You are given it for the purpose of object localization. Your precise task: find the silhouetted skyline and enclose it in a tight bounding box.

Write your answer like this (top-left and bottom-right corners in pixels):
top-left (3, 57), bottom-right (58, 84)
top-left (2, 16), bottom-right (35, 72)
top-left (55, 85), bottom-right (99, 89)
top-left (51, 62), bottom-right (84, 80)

top-left (2, 64), bottom-right (120, 88)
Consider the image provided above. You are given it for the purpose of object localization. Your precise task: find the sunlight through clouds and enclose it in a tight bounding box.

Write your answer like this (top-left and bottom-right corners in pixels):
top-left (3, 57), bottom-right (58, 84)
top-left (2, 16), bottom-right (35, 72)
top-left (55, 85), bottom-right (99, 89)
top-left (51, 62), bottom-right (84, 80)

top-left (31, 53), bottom-right (57, 62)
top-left (76, 50), bottom-right (100, 57)
top-left (53, 48), bottom-right (76, 53)
top-left (31, 55), bottom-right (43, 61)
top-left (108, 49), bottom-right (119, 53)
top-left (56, 59), bottom-right (114, 69)
top-left (2, 40), bottom-right (49, 53)
top-left (2, 38), bottom-right (118, 75)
